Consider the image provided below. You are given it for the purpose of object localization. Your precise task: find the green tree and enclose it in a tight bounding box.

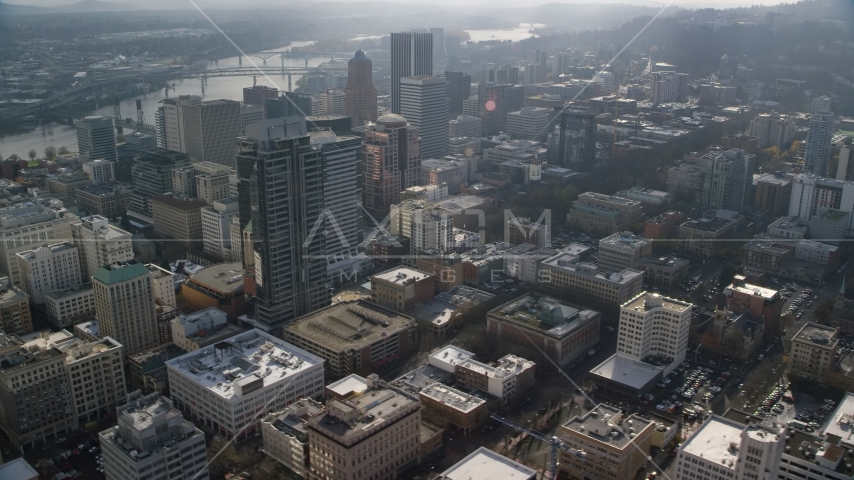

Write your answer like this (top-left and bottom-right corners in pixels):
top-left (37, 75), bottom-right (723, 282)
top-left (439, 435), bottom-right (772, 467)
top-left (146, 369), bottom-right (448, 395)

top-left (28, 149), bottom-right (37, 161)
top-left (44, 146), bottom-right (57, 159)
top-left (814, 299), bottom-right (835, 325)
top-left (58, 146), bottom-right (69, 155)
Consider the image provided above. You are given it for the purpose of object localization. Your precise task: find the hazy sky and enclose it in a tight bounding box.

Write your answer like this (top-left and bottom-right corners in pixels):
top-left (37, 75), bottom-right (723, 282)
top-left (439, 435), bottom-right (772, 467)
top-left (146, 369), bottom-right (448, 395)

top-left (12, 0), bottom-right (792, 8)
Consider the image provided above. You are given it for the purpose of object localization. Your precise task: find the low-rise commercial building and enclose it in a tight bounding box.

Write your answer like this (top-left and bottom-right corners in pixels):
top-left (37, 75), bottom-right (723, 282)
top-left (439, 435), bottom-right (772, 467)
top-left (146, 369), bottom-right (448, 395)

top-left (567, 192), bottom-right (644, 235)
top-left (724, 275), bottom-right (784, 339)
top-left (370, 266), bottom-right (435, 312)
top-left (677, 216), bottom-right (737, 258)
top-left (437, 447), bottom-right (536, 480)
top-left (789, 323), bottom-right (839, 380)
top-left (615, 186), bottom-right (672, 215)
top-left (182, 262), bottom-right (245, 319)
top-left (170, 307), bottom-right (244, 352)
top-left (486, 293), bottom-right (600, 367)
top-left (455, 354), bottom-right (535, 403)
top-left (44, 285), bottom-right (94, 330)
top-left (307, 374), bottom-right (421, 480)
top-left (632, 254), bottom-right (690, 290)
top-left (99, 391), bottom-right (209, 480)
top-left (598, 232), bottom-right (652, 272)
top-left (419, 382), bottom-right (488, 434)
top-left (75, 182), bottom-right (132, 218)
top-left (644, 210), bottom-right (685, 239)
top-left (166, 329), bottom-right (325, 439)
top-left (261, 398), bottom-right (324, 478)
top-left (285, 299), bottom-right (416, 379)
top-left (538, 250), bottom-right (644, 321)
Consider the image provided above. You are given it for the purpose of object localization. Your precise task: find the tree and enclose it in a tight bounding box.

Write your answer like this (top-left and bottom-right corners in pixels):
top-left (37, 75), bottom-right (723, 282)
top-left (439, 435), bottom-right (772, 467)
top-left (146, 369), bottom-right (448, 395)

top-left (28, 149), bottom-right (37, 161)
top-left (44, 146), bottom-right (57, 159)
top-left (58, 146), bottom-right (69, 155)
top-left (8, 154), bottom-right (20, 160)
top-left (814, 299), bottom-right (835, 325)
top-left (718, 263), bottom-right (737, 287)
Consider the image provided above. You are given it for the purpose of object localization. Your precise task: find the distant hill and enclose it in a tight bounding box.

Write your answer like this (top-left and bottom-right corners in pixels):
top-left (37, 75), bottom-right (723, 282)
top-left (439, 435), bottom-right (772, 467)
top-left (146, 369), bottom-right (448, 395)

top-left (0, 1), bottom-right (45, 14)
top-left (54, 0), bottom-right (139, 12)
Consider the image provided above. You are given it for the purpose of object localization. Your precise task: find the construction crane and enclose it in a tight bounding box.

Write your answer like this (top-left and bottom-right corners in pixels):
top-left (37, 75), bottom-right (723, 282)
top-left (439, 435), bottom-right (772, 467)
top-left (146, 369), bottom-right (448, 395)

top-left (491, 414), bottom-right (586, 480)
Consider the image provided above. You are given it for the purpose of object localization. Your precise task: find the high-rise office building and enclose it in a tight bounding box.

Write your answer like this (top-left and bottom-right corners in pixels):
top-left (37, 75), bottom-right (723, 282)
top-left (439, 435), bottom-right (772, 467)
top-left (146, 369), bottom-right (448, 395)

top-left (71, 215), bottom-right (133, 282)
top-left (477, 82), bottom-right (510, 136)
top-left (266, 92), bottom-right (313, 119)
top-left (75, 115), bottom-right (117, 162)
top-left (553, 52), bottom-right (574, 76)
top-left (391, 32), bottom-right (433, 114)
top-left (400, 76), bottom-right (449, 158)
top-left (243, 84), bottom-right (279, 117)
top-left (193, 161), bottom-right (233, 205)
top-left (616, 292), bottom-right (692, 375)
top-left (430, 27), bottom-right (445, 64)
top-left (93, 260), bottom-right (160, 354)
top-left (557, 110), bottom-right (597, 169)
top-left (160, 96), bottom-right (240, 167)
top-left (361, 114), bottom-right (422, 218)
top-left (651, 71), bottom-right (689, 105)
top-left (201, 198), bottom-right (239, 260)
top-left (236, 118), bottom-right (329, 334)
top-left (180, 99), bottom-right (241, 167)
top-left (506, 106), bottom-right (551, 143)
top-left (444, 71), bottom-right (471, 115)
top-left (343, 49), bottom-right (378, 126)
top-left (804, 111), bottom-right (834, 176)
top-left (697, 149), bottom-right (757, 213)
top-left (130, 149), bottom-right (192, 215)
top-left (488, 66), bottom-right (520, 85)
top-left (310, 132), bottom-right (364, 275)
top-left (837, 145), bottom-right (854, 181)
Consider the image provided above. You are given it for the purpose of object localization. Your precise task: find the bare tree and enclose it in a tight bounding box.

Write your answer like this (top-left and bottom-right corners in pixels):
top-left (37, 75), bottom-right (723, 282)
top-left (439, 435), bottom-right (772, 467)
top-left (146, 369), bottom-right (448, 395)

top-left (8, 153), bottom-right (20, 160)
top-left (44, 146), bottom-right (57, 159)
top-left (28, 149), bottom-right (37, 160)
top-left (58, 146), bottom-right (69, 155)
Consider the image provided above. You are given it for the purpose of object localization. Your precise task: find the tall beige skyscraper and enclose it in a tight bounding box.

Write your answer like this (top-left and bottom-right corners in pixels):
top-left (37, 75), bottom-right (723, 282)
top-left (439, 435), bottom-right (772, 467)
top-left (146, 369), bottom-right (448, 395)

top-left (344, 50), bottom-right (378, 126)
top-left (93, 260), bottom-right (159, 354)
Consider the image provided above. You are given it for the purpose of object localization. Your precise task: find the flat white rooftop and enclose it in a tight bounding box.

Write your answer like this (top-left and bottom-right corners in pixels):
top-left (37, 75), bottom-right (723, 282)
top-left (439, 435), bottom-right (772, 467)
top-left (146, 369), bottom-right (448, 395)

top-left (326, 373), bottom-right (369, 398)
top-left (681, 415), bottom-right (743, 469)
top-left (439, 447), bottom-right (536, 480)
top-left (822, 392), bottom-right (854, 444)
top-left (590, 354), bottom-right (663, 390)
top-left (429, 345), bottom-right (475, 369)
top-left (166, 329), bottom-right (323, 401)
top-left (371, 266), bottom-right (432, 286)
top-left (420, 383), bottom-right (485, 413)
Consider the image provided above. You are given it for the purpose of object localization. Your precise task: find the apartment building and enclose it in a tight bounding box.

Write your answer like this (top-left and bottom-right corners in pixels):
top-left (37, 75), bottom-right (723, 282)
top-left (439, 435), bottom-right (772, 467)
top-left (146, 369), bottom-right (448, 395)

top-left (486, 293), bottom-right (601, 366)
top-left (789, 174), bottom-right (854, 236)
top-left (616, 292), bottom-right (692, 375)
top-left (285, 300), bottom-right (416, 379)
top-left (0, 332), bottom-right (75, 449)
top-left (71, 215), bottom-right (133, 282)
top-left (45, 286), bottom-right (94, 329)
top-left (558, 404), bottom-right (654, 480)
top-left (16, 242), bottom-right (81, 304)
top-left (307, 374), bottom-right (421, 480)
top-left (0, 279), bottom-right (32, 334)
top-left (753, 173), bottom-right (792, 216)
top-left (790, 323), bottom-right (839, 379)
top-left (167, 329), bottom-right (325, 439)
top-left (99, 391), bottom-right (209, 480)
top-left (0, 197), bottom-right (75, 288)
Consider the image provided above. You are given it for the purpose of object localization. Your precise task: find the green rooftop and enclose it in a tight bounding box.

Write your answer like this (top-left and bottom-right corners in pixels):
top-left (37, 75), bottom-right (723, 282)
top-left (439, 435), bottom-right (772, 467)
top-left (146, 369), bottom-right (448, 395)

top-left (93, 261), bottom-right (150, 285)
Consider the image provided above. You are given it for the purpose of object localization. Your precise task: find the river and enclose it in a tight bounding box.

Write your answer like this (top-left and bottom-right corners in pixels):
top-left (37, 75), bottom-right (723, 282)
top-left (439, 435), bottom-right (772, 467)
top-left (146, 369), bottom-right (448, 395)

top-left (0, 26), bottom-right (543, 157)
top-left (0, 41), bottom-right (317, 158)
